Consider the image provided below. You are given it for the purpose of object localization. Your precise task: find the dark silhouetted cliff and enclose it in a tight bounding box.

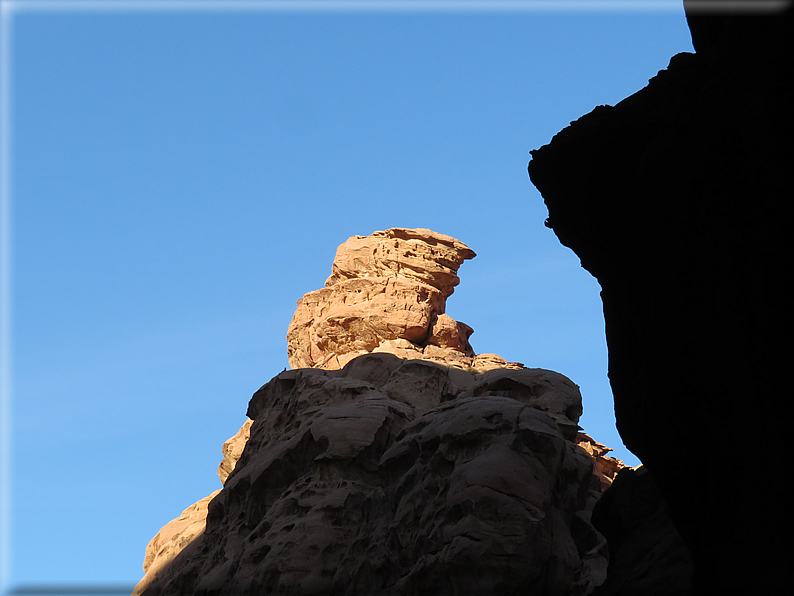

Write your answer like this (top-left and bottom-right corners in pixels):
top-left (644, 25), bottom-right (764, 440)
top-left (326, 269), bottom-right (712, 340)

top-left (529, 2), bottom-right (791, 593)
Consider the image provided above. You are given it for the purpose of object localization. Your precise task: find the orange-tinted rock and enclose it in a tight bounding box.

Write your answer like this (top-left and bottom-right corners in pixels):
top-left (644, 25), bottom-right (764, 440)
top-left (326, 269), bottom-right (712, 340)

top-left (217, 418), bottom-right (253, 485)
top-left (133, 490), bottom-right (221, 596)
top-left (325, 227), bottom-right (475, 298)
top-left (286, 228), bottom-right (521, 373)
top-left (575, 432), bottom-right (627, 493)
top-left (426, 313), bottom-right (474, 354)
top-left (133, 418), bottom-right (252, 595)
top-left (287, 276), bottom-right (445, 368)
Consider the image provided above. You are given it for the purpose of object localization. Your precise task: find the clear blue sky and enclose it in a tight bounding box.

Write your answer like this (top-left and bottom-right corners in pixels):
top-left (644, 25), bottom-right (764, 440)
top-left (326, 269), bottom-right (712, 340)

top-left (2, 1), bottom-right (694, 591)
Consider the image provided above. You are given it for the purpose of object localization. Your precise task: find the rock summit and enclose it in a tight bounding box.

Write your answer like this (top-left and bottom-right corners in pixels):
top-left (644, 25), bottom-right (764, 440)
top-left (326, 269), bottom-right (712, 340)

top-left (287, 228), bottom-right (521, 372)
top-left (133, 229), bottom-right (625, 596)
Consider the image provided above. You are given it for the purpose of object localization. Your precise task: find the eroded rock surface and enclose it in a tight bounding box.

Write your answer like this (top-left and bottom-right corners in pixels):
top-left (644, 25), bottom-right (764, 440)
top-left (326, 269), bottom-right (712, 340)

top-left (575, 433), bottom-right (625, 493)
top-left (286, 228), bottom-right (521, 372)
top-left (134, 489), bottom-right (221, 596)
top-left (217, 418), bottom-right (253, 485)
top-left (134, 229), bottom-right (627, 596)
top-left (134, 418), bottom-right (252, 596)
top-left (136, 353), bottom-right (615, 596)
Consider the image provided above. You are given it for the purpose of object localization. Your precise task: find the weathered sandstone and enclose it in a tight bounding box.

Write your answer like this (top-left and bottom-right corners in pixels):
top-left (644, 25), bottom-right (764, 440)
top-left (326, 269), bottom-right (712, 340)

top-left (286, 228), bottom-right (520, 372)
top-left (134, 228), bottom-right (631, 595)
top-left (136, 353), bottom-right (622, 595)
top-left (217, 417), bottom-right (253, 485)
top-left (326, 227), bottom-right (475, 298)
top-left (574, 433), bottom-right (624, 494)
top-left (134, 419), bottom-right (253, 596)
top-left (134, 489), bottom-right (221, 596)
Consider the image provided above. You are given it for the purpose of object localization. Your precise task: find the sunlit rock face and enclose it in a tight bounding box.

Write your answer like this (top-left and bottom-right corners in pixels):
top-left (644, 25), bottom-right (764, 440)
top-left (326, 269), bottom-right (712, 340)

top-left (135, 489), bottom-right (222, 595)
top-left (286, 228), bottom-right (523, 372)
top-left (217, 418), bottom-right (253, 485)
top-left (133, 229), bottom-right (627, 596)
top-left (529, 3), bottom-right (791, 593)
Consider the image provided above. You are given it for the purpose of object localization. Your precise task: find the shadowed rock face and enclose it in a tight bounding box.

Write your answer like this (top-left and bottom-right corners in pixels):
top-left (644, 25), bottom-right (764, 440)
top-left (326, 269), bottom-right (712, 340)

top-left (136, 354), bottom-right (615, 596)
top-left (591, 466), bottom-right (692, 596)
top-left (529, 3), bottom-right (791, 593)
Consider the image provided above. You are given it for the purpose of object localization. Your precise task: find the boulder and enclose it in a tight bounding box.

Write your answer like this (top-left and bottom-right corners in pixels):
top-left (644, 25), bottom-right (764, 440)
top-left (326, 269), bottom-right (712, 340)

top-left (326, 227), bottom-right (475, 298)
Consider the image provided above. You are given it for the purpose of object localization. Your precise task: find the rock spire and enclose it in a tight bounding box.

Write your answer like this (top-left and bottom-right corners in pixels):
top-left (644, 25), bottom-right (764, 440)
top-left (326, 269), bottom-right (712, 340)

top-left (287, 228), bottom-right (521, 372)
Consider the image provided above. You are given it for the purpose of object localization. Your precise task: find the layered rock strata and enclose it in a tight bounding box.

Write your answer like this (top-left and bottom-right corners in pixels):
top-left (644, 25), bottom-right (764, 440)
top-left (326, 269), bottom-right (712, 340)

top-left (287, 228), bottom-right (522, 372)
top-left (136, 353), bottom-right (620, 595)
top-left (529, 3), bottom-right (791, 592)
top-left (134, 229), bottom-right (627, 595)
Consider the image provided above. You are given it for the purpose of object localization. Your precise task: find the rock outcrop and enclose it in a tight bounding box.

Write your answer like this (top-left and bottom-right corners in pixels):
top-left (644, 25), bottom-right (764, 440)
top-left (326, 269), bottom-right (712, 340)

top-left (134, 229), bottom-right (626, 595)
top-left (287, 228), bottom-right (522, 372)
top-left (217, 418), bottom-right (253, 485)
top-left (137, 354), bottom-right (618, 595)
top-left (135, 490), bottom-right (222, 595)
top-left (529, 2), bottom-right (791, 593)
top-left (574, 433), bottom-right (624, 494)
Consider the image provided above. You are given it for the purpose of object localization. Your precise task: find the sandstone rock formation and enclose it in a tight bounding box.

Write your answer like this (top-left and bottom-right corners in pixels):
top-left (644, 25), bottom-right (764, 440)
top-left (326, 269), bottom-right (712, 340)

top-left (286, 228), bottom-right (522, 372)
top-left (529, 2), bottom-right (791, 593)
top-left (135, 489), bottom-right (222, 596)
top-left (134, 419), bottom-right (254, 596)
top-left (217, 418), bottom-right (253, 485)
top-left (136, 354), bottom-right (620, 596)
top-left (134, 229), bottom-right (627, 596)
top-left (574, 433), bottom-right (624, 494)
top-left (133, 419), bottom-right (253, 595)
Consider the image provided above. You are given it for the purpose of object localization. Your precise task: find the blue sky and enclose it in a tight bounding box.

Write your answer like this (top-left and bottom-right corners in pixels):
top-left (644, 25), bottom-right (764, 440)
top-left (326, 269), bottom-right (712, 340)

top-left (1, 1), bottom-right (694, 591)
